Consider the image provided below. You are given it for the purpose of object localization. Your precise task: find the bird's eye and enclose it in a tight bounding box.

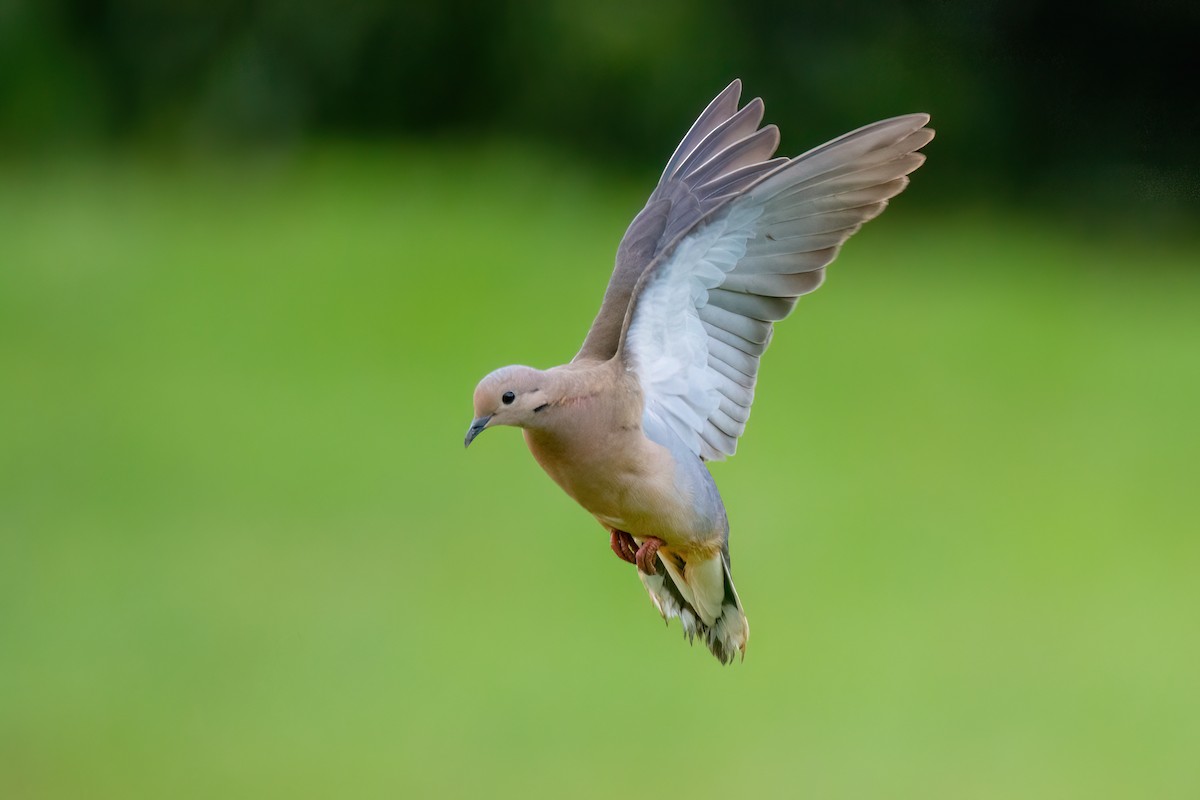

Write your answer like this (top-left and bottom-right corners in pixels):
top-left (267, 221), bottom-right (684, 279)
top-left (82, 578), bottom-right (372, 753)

top-left (502, 391), bottom-right (516, 405)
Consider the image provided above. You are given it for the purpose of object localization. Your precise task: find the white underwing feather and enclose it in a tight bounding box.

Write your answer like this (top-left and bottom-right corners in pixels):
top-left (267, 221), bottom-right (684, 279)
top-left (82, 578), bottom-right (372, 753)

top-left (619, 96), bottom-right (932, 461)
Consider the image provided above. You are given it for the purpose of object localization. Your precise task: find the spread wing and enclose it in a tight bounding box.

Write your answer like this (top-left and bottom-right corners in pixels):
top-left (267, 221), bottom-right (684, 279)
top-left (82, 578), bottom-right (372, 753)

top-left (574, 80), bottom-right (786, 363)
top-left (617, 108), bottom-right (934, 461)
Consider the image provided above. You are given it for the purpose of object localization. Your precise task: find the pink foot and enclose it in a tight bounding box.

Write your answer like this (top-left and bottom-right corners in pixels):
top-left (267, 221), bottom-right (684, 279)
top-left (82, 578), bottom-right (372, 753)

top-left (610, 530), bottom-right (638, 565)
top-left (635, 537), bottom-right (664, 576)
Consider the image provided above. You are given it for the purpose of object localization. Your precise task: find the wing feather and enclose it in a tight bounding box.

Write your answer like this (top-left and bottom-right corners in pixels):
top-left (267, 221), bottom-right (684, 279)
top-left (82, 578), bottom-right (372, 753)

top-left (618, 94), bottom-right (933, 459)
top-left (708, 288), bottom-right (799, 322)
top-left (697, 303), bottom-right (773, 343)
top-left (701, 321), bottom-right (767, 356)
top-left (574, 80), bottom-right (784, 362)
top-left (707, 353), bottom-right (757, 388)
top-left (721, 268), bottom-right (833, 297)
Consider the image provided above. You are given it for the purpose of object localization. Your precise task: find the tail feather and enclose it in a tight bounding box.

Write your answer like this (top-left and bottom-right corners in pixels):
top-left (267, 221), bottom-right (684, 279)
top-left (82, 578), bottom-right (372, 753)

top-left (639, 546), bottom-right (749, 664)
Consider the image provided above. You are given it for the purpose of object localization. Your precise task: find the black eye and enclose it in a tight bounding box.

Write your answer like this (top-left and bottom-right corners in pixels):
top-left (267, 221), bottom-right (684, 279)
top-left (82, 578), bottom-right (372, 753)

top-left (502, 391), bottom-right (516, 405)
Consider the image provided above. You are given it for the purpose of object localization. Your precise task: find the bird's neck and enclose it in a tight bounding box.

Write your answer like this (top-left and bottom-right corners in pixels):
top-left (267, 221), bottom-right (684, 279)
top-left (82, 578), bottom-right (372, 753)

top-left (521, 359), bottom-right (638, 467)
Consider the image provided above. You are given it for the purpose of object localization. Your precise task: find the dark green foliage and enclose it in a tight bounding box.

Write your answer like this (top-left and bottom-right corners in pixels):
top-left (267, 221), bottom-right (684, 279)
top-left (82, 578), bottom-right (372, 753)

top-left (3, 0), bottom-right (1198, 214)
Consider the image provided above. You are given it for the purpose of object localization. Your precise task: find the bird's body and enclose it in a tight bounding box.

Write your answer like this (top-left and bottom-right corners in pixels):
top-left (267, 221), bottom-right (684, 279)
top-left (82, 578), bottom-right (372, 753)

top-left (520, 362), bottom-right (725, 553)
top-left (466, 81), bottom-right (932, 662)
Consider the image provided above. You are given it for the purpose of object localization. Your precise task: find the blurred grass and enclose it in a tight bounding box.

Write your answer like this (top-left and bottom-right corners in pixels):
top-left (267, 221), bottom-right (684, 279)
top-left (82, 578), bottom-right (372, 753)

top-left (1, 145), bottom-right (1198, 799)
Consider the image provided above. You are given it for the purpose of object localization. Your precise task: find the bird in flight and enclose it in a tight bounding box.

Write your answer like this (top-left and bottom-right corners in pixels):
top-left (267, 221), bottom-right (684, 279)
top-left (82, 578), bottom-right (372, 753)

top-left (465, 80), bottom-right (933, 663)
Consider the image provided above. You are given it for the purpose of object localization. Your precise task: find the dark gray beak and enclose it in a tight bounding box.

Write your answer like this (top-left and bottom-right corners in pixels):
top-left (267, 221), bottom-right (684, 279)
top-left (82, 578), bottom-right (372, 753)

top-left (464, 415), bottom-right (492, 448)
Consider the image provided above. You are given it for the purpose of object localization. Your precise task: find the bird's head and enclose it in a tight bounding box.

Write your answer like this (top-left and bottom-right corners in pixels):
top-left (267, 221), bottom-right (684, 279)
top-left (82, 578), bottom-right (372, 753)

top-left (464, 365), bottom-right (550, 447)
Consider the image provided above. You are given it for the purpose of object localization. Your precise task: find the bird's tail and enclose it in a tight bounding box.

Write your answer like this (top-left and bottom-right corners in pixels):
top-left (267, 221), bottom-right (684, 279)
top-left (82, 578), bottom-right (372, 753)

top-left (638, 544), bottom-right (749, 664)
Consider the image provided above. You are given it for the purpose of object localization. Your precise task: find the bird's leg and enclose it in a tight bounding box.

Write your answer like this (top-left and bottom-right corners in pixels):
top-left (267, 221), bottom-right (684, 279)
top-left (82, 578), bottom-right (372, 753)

top-left (610, 530), bottom-right (638, 565)
top-left (635, 537), bottom-right (664, 576)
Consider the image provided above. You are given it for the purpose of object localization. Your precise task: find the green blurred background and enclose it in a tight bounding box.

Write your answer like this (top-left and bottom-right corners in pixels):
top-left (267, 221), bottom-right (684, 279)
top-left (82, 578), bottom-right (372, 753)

top-left (2, 2), bottom-right (1198, 798)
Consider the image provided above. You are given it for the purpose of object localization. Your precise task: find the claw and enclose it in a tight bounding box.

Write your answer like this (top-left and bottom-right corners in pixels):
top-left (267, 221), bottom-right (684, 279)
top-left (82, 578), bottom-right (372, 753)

top-left (609, 530), bottom-right (638, 565)
top-left (635, 537), bottom-right (664, 576)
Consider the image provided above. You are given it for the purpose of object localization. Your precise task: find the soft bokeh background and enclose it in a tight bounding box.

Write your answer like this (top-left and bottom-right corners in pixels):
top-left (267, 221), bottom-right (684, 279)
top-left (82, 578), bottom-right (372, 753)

top-left (2, 2), bottom-right (1198, 798)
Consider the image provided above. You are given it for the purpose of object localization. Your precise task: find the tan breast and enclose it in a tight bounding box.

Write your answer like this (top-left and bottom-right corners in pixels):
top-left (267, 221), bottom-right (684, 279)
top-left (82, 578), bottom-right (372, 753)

top-left (524, 418), bottom-right (704, 544)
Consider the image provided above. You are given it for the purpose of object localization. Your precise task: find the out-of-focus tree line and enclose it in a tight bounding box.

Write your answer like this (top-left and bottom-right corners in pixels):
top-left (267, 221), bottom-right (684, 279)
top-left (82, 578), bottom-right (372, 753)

top-left (2, 0), bottom-right (1197, 217)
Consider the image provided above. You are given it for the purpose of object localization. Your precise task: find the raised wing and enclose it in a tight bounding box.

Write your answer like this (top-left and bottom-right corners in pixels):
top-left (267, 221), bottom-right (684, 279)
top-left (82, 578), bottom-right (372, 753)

top-left (619, 109), bottom-right (934, 460)
top-left (574, 80), bottom-right (786, 363)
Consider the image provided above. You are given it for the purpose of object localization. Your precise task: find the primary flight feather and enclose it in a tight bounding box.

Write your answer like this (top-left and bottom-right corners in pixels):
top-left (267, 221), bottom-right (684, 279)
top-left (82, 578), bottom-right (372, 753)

top-left (466, 80), bottom-right (933, 663)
